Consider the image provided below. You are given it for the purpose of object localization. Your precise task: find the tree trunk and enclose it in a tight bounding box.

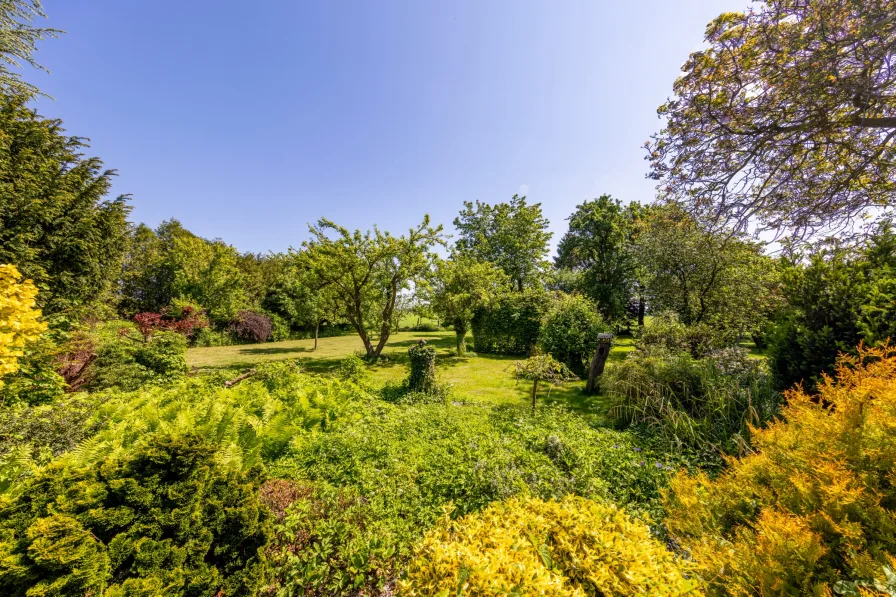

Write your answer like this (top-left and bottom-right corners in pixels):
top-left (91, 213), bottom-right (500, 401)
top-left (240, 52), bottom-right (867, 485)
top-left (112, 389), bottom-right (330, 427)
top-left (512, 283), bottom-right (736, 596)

top-left (313, 320), bottom-right (319, 351)
top-left (585, 338), bottom-right (614, 394)
top-left (637, 297), bottom-right (645, 327)
top-left (531, 379), bottom-right (539, 412)
top-left (455, 330), bottom-right (466, 355)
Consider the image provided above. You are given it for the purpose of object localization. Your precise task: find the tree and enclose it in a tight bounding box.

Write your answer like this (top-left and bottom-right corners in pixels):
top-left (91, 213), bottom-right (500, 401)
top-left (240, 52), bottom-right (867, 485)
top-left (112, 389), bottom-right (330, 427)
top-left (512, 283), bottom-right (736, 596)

top-left (647, 0), bottom-right (896, 238)
top-left (539, 293), bottom-right (608, 377)
top-left (769, 223), bottom-right (896, 389)
top-left (635, 206), bottom-right (780, 339)
top-left (0, 1), bottom-right (58, 96)
top-left (118, 220), bottom-right (248, 324)
top-left (454, 195), bottom-right (552, 291)
top-left (429, 255), bottom-right (508, 355)
top-left (513, 354), bottom-right (577, 412)
top-left (262, 253), bottom-right (331, 350)
top-left (301, 216), bottom-right (444, 358)
top-left (555, 196), bottom-right (647, 324)
top-left (0, 264), bottom-right (45, 388)
top-left (0, 95), bottom-right (132, 314)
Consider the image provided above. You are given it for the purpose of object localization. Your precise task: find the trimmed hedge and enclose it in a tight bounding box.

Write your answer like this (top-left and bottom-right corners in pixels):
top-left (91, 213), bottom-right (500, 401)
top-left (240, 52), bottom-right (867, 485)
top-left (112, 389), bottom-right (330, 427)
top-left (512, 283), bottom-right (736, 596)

top-left (471, 289), bottom-right (550, 355)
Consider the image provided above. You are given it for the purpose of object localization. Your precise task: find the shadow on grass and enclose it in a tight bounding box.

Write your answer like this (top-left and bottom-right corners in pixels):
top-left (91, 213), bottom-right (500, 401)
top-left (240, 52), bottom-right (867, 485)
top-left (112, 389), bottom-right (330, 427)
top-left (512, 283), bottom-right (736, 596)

top-left (238, 346), bottom-right (311, 356)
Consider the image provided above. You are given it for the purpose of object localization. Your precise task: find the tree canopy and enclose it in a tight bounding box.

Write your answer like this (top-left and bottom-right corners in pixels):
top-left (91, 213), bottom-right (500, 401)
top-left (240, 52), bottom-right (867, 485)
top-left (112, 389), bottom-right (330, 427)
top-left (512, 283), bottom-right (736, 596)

top-left (648, 0), bottom-right (896, 237)
top-left (454, 195), bottom-right (552, 291)
top-left (555, 196), bottom-right (647, 323)
top-left (0, 95), bottom-right (131, 314)
top-left (429, 255), bottom-right (508, 355)
top-left (0, 1), bottom-right (57, 96)
top-left (301, 216), bottom-right (444, 358)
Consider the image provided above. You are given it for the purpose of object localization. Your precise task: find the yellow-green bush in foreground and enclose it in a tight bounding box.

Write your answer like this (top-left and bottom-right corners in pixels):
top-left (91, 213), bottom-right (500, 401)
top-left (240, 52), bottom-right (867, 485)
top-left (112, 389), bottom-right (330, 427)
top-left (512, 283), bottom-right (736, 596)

top-left (400, 495), bottom-right (702, 596)
top-left (663, 345), bottom-right (896, 596)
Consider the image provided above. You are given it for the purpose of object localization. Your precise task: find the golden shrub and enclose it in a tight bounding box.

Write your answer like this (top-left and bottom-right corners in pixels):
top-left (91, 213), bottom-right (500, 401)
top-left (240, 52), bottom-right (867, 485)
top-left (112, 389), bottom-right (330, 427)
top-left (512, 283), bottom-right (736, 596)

top-left (399, 495), bottom-right (702, 597)
top-left (663, 344), bottom-right (896, 596)
top-left (0, 265), bottom-right (46, 388)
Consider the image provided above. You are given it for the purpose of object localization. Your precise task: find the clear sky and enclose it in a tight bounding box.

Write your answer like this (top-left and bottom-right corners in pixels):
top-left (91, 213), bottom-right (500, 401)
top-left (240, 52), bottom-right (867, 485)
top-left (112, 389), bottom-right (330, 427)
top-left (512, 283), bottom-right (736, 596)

top-left (31, 0), bottom-right (740, 255)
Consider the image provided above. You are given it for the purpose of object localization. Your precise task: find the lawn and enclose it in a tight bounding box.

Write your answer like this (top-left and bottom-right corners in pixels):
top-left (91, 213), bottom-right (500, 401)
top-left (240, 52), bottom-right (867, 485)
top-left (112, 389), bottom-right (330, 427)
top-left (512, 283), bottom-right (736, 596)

top-left (188, 329), bottom-right (636, 416)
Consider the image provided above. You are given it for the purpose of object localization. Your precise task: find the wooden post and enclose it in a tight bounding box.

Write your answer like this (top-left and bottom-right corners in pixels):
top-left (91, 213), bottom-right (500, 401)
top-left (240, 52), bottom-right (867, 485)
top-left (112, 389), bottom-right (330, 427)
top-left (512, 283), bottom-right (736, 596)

top-left (585, 333), bottom-right (614, 394)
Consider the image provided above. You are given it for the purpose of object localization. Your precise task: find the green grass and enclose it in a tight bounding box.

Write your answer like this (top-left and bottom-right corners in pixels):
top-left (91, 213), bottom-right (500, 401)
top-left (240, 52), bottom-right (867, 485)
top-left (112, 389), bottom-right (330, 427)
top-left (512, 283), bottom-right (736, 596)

top-left (188, 330), bottom-right (636, 417)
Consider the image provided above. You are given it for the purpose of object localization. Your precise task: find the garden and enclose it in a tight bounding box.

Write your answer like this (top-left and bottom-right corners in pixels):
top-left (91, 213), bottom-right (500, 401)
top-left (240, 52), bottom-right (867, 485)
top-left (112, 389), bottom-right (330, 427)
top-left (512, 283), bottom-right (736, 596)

top-left (1, 1), bottom-right (895, 595)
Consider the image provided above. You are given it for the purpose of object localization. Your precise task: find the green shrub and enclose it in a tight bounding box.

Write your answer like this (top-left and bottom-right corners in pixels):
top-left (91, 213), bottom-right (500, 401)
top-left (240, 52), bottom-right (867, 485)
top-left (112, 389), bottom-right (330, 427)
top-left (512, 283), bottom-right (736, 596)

top-left (400, 496), bottom-right (702, 596)
top-left (335, 353), bottom-right (367, 384)
top-left (471, 288), bottom-right (550, 355)
top-left (539, 293), bottom-right (607, 376)
top-left (87, 330), bottom-right (188, 391)
top-left (268, 404), bottom-right (672, 594)
top-left (0, 393), bottom-right (107, 493)
top-left (407, 341), bottom-right (437, 393)
top-left (0, 334), bottom-right (66, 406)
top-left (638, 311), bottom-right (731, 358)
top-left (0, 433), bottom-right (271, 597)
top-left (192, 326), bottom-right (236, 347)
top-left (605, 347), bottom-right (779, 461)
top-left (409, 322), bottom-right (441, 332)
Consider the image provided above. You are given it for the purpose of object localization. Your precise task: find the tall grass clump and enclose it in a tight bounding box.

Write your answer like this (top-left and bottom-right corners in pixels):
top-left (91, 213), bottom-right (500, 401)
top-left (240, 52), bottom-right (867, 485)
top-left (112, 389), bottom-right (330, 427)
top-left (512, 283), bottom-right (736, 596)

top-left (605, 346), bottom-right (779, 460)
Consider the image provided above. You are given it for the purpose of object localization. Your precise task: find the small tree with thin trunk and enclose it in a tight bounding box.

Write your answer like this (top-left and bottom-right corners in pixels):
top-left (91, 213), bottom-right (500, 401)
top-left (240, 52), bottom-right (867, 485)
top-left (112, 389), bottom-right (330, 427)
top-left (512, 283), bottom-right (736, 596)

top-left (514, 354), bottom-right (577, 412)
top-left (430, 255), bottom-right (508, 355)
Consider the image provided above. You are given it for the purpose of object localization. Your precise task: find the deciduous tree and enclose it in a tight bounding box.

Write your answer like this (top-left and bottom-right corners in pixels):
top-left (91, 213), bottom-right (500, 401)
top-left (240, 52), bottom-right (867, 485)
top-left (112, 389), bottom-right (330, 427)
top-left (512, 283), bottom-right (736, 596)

top-left (454, 195), bottom-right (552, 291)
top-left (648, 0), bottom-right (896, 237)
top-left (429, 256), bottom-right (508, 355)
top-left (301, 216), bottom-right (444, 358)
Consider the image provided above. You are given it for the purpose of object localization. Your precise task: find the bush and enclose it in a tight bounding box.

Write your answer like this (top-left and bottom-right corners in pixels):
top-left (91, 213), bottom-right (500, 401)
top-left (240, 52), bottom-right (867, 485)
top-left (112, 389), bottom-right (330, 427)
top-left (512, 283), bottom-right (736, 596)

top-left (192, 326), bottom-right (236, 347)
top-left (335, 353), bottom-right (367, 384)
top-left (539, 293), bottom-right (607, 376)
top-left (0, 433), bottom-right (271, 596)
top-left (408, 322), bottom-right (441, 332)
top-left (407, 341), bottom-right (437, 393)
top-left (639, 311), bottom-right (730, 358)
top-left (663, 344), bottom-right (896, 596)
top-left (605, 347), bottom-right (779, 461)
top-left (0, 265), bottom-right (47, 389)
top-left (132, 301), bottom-right (209, 341)
top-left (768, 228), bottom-right (896, 390)
top-left (471, 288), bottom-right (550, 355)
top-left (87, 330), bottom-right (188, 391)
top-left (400, 496), bottom-right (701, 596)
top-left (230, 310), bottom-right (274, 343)
top-left (268, 404), bottom-right (672, 594)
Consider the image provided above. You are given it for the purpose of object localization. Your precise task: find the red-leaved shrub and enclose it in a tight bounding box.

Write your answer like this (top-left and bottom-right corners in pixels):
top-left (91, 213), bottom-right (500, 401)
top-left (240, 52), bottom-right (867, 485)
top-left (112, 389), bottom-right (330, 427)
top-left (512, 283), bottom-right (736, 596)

top-left (230, 310), bottom-right (273, 343)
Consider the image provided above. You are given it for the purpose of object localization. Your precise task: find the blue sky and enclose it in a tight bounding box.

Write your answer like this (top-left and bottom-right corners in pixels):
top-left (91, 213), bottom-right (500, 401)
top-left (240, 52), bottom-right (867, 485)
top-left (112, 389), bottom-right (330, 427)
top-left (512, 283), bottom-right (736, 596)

top-left (31, 0), bottom-right (739, 255)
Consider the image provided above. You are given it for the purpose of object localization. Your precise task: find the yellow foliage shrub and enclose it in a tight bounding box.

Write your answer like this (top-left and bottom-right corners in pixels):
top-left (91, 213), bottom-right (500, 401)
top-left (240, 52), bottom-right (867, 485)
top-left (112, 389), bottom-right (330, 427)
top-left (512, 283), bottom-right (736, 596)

top-left (663, 344), bottom-right (896, 596)
top-left (0, 265), bottom-right (46, 388)
top-left (399, 495), bottom-right (702, 597)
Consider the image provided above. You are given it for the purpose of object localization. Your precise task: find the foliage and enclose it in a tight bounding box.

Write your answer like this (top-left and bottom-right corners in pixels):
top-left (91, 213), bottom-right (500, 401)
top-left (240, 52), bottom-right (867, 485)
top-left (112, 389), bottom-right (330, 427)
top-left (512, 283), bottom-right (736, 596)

top-left (0, 332), bottom-right (65, 405)
top-left (635, 206), bottom-right (780, 337)
top-left (0, 433), bottom-right (271, 596)
top-left (471, 287), bottom-right (550, 355)
top-left (86, 330), bottom-right (188, 392)
top-left (663, 344), bottom-right (896, 596)
top-left (429, 255), bottom-right (508, 354)
top-left (118, 220), bottom-right (249, 323)
top-left (230, 309), bottom-right (274, 343)
top-left (647, 0), bottom-right (896, 237)
top-left (555, 196), bottom-right (647, 323)
top-left (514, 354), bottom-right (578, 411)
top-left (0, 97), bottom-right (131, 314)
top-left (606, 346), bottom-right (779, 461)
top-left (0, 1), bottom-right (57, 96)
top-left (335, 353), bottom-right (367, 384)
top-left (639, 311), bottom-right (730, 358)
top-left (132, 302), bottom-right (208, 341)
top-left (400, 495), bottom-right (702, 596)
top-left (301, 216), bottom-right (444, 358)
top-left (407, 341), bottom-right (437, 393)
top-left (270, 404), bottom-right (672, 594)
top-left (539, 293), bottom-right (607, 376)
top-left (0, 392), bottom-right (104, 492)
top-left (769, 226), bottom-right (896, 389)
top-left (454, 195), bottom-right (552, 291)
top-left (0, 265), bottom-right (46, 389)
